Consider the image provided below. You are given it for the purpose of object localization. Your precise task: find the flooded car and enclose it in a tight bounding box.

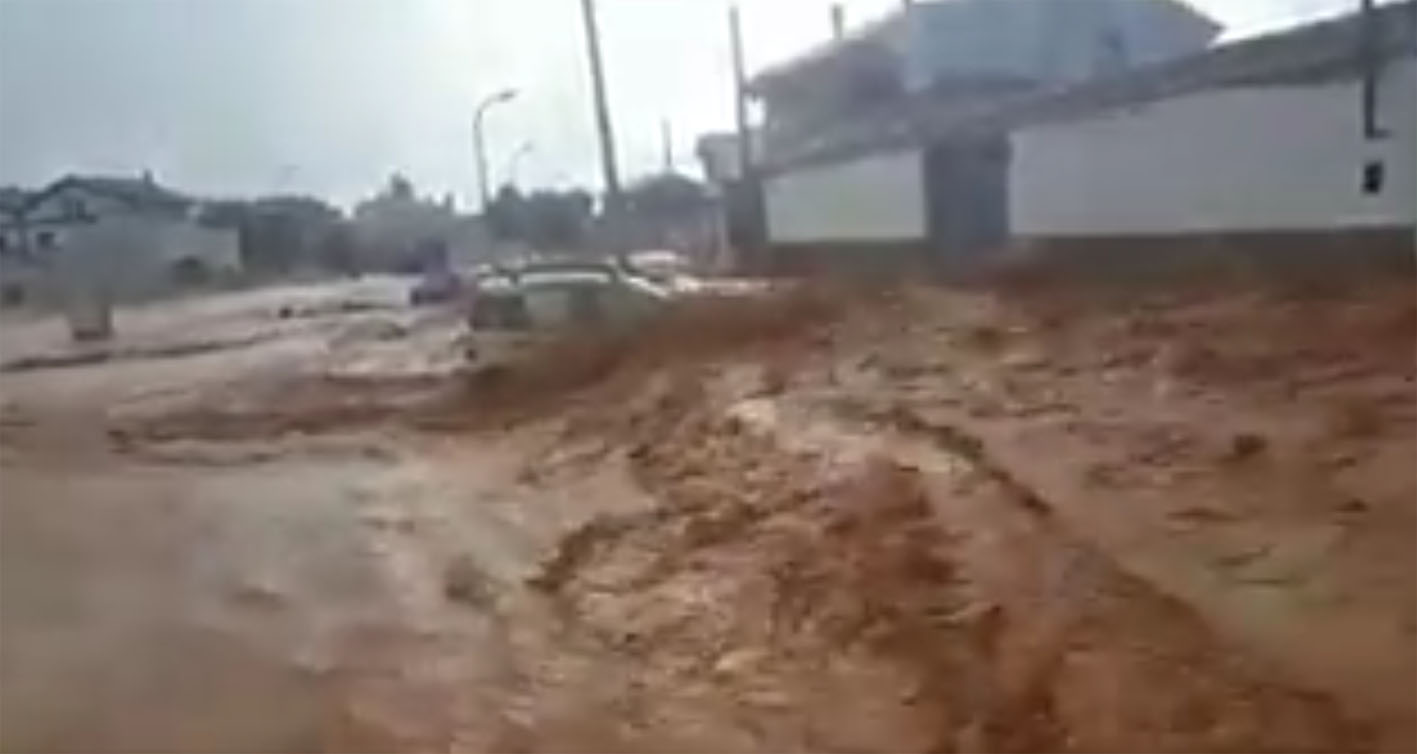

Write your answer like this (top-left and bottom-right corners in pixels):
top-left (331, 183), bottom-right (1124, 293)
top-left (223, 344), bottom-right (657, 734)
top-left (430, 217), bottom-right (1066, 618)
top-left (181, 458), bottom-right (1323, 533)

top-left (408, 268), bottom-right (463, 306)
top-left (467, 260), bottom-right (670, 331)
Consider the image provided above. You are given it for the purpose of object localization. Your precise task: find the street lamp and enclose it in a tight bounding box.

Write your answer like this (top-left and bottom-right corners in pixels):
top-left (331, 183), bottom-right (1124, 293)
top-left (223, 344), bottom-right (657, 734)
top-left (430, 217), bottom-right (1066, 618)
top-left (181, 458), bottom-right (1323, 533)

top-left (502, 141), bottom-right (535, 188)
top-left (474, 87), bottom-right (518, 212)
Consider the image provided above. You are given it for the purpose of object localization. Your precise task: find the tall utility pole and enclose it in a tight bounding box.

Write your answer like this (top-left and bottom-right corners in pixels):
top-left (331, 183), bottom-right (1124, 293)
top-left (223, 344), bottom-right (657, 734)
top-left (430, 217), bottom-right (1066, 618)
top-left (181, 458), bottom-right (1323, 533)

top-left (729, 4), bottom-right (752, 179)
top-left (660, 118), bottom-right (674, 172)
top-left (579, 0), bottom-right (623, 219)
top-left (726, 3), bottom-right (765, 272)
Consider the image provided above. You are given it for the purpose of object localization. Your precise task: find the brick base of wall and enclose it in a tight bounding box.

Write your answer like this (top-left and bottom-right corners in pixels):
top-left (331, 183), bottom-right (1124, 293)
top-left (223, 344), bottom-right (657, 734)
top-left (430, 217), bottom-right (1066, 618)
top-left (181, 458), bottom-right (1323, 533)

top-left (752, 227), bottom-right (1415, 283)
top-left (1006, 227), bottom-right (1415, 281)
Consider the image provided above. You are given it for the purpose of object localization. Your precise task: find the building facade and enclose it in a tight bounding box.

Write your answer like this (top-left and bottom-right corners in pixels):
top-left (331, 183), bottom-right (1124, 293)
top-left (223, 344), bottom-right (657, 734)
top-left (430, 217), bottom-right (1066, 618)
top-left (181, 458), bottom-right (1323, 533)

top-left (0, 175), bottom-right (241, 306)
top-left (1009, 60), bottom-right (1416, 239)
top-left (749, 0), bottom-right (1415, 273)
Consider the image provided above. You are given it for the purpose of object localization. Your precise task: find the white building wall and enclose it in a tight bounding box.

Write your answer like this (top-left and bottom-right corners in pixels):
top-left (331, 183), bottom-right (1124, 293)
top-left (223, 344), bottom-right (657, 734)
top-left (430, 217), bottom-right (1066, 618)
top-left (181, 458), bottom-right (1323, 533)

top-left (54, 215), bottom-right (158, 296)
top-left (765, 150), bottom-right (927, 243)
top-left (1010, 58), bottom-right (1417, 236)
top-left (54, 214), bottom-right (239, 299)
top-left (159, 222), bottom-right (241, 272)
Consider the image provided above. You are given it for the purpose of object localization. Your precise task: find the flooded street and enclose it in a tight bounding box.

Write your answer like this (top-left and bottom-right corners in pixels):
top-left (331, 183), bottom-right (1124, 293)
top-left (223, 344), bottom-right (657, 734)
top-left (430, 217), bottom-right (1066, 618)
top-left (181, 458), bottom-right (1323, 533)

top-left (4, 0), bottom-right (1413, 749)
top-left (0, 279), bottom-right (471, 751)
top-left (1, 452), bottom-right (377, 751)
top-left (1, 274), bottom-right (1413, 752)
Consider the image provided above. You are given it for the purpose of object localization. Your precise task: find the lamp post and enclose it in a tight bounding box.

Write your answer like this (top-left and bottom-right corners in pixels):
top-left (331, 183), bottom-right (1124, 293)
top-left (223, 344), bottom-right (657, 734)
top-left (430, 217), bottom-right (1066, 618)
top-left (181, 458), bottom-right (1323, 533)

top-left (502, 141), bottom-right (535, 188)
top-left (474, 88), bottom-right (518, 212)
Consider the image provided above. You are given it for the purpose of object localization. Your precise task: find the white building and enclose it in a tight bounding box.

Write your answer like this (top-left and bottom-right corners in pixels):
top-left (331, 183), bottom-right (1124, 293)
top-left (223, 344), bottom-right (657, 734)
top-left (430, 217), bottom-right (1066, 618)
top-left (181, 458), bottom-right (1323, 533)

top-left (0, 175), bottom-right (240, 305)
top-left (753, 0), bottom-right (1416, 271)
top-left (1007, 11), bottom-right (1416, 244)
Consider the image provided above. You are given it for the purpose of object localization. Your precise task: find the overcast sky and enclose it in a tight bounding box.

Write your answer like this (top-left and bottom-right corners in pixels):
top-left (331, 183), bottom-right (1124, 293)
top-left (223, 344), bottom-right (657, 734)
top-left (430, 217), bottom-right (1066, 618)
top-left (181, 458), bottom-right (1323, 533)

top-left (0, 0), bottom-right (1373, 208)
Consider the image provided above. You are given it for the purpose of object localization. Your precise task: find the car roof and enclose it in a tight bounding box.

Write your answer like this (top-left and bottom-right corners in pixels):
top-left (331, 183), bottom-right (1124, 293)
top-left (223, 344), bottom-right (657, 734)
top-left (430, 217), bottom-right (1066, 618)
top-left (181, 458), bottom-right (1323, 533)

top-left (477, 268), bottom-right (670, 299)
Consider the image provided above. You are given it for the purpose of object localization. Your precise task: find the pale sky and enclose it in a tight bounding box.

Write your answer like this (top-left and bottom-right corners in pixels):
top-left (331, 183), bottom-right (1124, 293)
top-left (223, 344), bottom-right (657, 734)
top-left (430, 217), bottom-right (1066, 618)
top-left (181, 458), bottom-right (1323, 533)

top-left (0, 0), bottom-right (1375, 209)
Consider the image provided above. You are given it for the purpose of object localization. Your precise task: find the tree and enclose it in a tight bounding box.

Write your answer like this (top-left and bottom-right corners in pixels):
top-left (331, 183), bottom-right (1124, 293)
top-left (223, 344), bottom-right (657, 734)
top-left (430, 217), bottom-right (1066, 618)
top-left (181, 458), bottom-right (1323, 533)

top-left (201, 195), bottom-right (342, 274)
top-left (620, 173), bottom-right (709, 251)
top-left (484, 184), bottom-right (593, 251)
top-left (520, 189), bottom-right (591, 251)
top-left (624, 173), bottom-right (706, 222)
top-left (317, 221), bottom-right (358, 276)
top-left (485, 184), bottom-right (526, 242)
top-left (385, 173), bottom-right (415, 201)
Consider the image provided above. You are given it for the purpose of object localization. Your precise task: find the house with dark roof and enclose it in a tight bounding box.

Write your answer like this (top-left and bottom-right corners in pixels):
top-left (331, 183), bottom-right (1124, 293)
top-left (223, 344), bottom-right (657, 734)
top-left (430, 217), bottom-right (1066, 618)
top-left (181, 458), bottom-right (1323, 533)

top-left (749, 0), bottom-right (1415, 272)
top-left (0, 174), bottom-right (240, 306)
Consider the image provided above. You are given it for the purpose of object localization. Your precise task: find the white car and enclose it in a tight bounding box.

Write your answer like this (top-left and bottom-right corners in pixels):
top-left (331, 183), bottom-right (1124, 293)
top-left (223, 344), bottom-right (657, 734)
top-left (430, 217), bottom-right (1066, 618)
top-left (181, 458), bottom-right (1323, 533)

top-left (468, 261), bottom-right (669, 331)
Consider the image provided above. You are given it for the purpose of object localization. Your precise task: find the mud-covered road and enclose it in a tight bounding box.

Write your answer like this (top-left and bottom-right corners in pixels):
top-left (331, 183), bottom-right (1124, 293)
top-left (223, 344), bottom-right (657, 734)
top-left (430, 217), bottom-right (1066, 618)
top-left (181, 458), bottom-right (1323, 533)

top-left (1, 274), bottom-right (1413, 752)
top-left (0, 278), bottom-right (474, 751)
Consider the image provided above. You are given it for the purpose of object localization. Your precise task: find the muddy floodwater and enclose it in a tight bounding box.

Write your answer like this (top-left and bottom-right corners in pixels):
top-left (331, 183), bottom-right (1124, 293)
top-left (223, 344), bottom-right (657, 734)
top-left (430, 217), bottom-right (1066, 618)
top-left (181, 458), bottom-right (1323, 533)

top-left (0, 278), bottom-right (465, 752)
top-left (1, 274), bottom-right (1413, 752)
top-left (2, 456), bottom-right (371, 751)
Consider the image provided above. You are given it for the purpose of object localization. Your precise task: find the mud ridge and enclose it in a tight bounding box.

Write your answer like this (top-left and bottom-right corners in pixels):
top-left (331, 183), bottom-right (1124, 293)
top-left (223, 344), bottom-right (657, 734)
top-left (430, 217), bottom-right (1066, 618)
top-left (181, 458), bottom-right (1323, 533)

top-left (1, 331), bottom-right (278, 373)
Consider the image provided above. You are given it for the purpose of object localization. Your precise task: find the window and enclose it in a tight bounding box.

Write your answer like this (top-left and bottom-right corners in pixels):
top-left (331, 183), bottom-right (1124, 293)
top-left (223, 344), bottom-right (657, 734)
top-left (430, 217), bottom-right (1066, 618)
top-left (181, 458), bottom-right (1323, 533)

top-left (1362, 160), bottom-right (1384, 195)
top-left (35, 230), bottom-right (56, 249)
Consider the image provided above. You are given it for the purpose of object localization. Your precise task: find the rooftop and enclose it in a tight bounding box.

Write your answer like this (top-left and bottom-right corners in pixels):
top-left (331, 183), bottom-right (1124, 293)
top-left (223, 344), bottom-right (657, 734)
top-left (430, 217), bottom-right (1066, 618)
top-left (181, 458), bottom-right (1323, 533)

top-left (748, 0), bottom-right (1221, 96)
top-left (21, 174), bottom-right (192, 215)
top-left (765, 0), bottom-right (1416, 172)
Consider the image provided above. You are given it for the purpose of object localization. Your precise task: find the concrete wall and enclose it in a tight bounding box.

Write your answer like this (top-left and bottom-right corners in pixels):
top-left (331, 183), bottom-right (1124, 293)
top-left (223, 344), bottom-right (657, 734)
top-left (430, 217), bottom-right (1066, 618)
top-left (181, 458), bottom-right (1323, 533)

top-left (765, 150), bottom-right (927, 243)
top-left (54, 214), bottom-right (239, 300)
top-left (1010, 58), bottom-right (1417, 237)
top-left (159, 222), bottom-right (241, 272)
